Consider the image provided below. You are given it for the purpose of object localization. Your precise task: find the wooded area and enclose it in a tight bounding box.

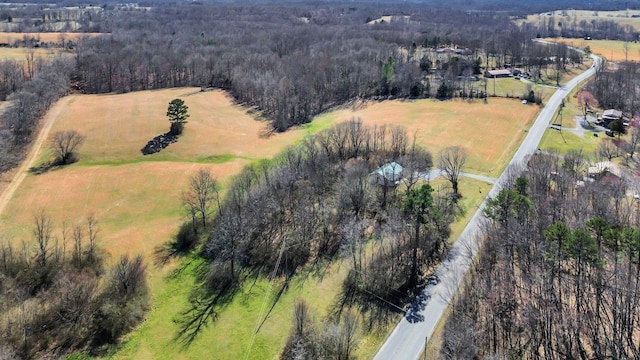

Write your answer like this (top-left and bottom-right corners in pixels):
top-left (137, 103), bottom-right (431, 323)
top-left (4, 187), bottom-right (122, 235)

top-left (0, 214), bottom-right (149, 358)
top-left (173, 120), bottom-right (458, 347)
top-left (0, 1), bottom-right (634, 172)
top-left (442, 152), bottom-right (640, 359)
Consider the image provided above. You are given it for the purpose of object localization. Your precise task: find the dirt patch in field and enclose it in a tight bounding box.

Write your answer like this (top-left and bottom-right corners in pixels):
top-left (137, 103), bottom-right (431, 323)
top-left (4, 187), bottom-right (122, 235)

top-left (0, 160), bottom-right (249, 261)
top-left (325, 98), bottom-right (539, 176)
top-left (52, 89), bottom-right (309, 164)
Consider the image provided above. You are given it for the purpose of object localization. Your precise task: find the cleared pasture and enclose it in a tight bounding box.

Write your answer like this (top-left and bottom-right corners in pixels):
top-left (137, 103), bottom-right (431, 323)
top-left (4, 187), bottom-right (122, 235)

top-left (0, 32), bottom-right (105, 45)
top-left (519, 9), bottom-right (640, 31)
top-left (53, 89), bottom-right (314, 165)
top-left (319, 97), bottom-right (540, 177)
top-left (0, 46), bottom-right (64, 61)
top-left (0, 88), bottom-right (542, 360)
top-left (548, 38), bottom-right (640, 62)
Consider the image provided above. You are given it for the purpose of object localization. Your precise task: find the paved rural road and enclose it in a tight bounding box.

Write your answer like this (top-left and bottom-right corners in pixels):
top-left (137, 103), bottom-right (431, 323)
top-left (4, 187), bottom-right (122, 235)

top-left (373, 53), bottom-right (601, 360)
top-left (0, 96), bottom-right (72, 215)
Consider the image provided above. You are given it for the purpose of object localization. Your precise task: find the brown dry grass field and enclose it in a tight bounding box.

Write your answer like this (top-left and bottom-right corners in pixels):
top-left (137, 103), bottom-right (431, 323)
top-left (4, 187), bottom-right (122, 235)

top-left (519, 9), bottom-right (640, 31)
top-left (0, 88), bottom-right (313, 262)
top-left (0, 47), bottom-right (64, 61)
top-left (547, 38), bottom-right (640, 62)
top-left (0, 32), bottom-right (105, 45)
top-left (60, 89), bottom-right (307, 165)
top-left (320, 97), bottom-right (539, 177)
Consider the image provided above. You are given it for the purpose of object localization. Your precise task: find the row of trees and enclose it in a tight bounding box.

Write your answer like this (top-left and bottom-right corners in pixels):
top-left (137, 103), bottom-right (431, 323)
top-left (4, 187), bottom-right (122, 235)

top-left (589, 61), bottom-right (640, 118)
top-left (442, 151), bottom-right (640, 359)
top-left (0, 213), bottom-right (149, 359)
top-left (0, 55), bottom-right (72, 173)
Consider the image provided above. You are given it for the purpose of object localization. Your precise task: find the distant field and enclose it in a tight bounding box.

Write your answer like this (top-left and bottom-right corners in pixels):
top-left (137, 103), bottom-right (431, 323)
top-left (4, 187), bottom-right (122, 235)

top-left (519, 9), bottom-right (640, 31)
top-left (320, 97), bottom-right (540, 177)
top-left (0, 31), bottom-right (105, 45)
top-left (547, 38), bottom-right (640, 62)
top-left (0, 46), bottom-right (64, 61)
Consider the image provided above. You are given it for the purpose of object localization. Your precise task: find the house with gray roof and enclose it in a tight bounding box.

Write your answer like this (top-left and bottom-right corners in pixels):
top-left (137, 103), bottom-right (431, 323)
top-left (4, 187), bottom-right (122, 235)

top-left (370, 162), bottom-right (404, 186)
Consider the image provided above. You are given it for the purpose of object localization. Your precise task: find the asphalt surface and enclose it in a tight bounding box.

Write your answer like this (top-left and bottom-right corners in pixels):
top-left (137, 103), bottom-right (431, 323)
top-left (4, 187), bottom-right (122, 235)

top-left (373, 53), bottom-right (601, 360)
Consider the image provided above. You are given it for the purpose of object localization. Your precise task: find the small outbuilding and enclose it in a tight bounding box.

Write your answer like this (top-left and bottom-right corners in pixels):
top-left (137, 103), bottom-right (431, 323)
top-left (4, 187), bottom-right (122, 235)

top-left (370, 162), bottom-right (404, 186)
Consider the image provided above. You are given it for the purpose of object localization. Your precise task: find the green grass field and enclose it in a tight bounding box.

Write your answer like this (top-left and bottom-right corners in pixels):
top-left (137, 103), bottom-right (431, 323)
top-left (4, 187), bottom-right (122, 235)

top-left (539, 128), bottom-right (599, 158)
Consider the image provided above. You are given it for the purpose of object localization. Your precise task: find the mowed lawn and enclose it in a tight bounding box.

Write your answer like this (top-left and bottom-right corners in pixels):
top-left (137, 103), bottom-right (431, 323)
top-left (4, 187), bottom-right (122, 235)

top-left (319, 98), bottom-right (539, 177)
top-left (0, 89), bottom-right (540, 360)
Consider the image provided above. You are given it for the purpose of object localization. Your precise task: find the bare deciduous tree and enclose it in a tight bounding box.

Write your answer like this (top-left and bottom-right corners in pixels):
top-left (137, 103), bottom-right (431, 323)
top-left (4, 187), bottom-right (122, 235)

top-left (182, 168), bottom-right (220, 230)
top-left (439, 146), bottom-right (467, 198)
top-left (49, 130), bottom-right (85, 165)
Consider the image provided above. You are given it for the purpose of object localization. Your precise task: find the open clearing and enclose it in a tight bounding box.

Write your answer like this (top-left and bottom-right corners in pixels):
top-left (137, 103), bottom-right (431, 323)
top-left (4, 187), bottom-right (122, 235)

top-left (547, 38), bottom-right (640, 62)
top-left (0, 88), bottom-right (539, 360)
top-left (519, 9), bottom-right (640, 31)
top-left (0, 46), bottom-right (66, 61)
top-left (53, 89), bottom-right (310, 165)
top-left (319, 98), bottom-right (539, 177)
top-left (0, 88), bottom-right (321, 260)
top-left (0, 31), bottom-right (105, 45)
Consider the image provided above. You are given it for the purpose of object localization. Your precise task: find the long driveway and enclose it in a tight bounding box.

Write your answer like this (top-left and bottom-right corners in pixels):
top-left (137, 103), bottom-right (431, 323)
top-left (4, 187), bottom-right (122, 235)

top-left (373, 54), bottom-right (601, 360)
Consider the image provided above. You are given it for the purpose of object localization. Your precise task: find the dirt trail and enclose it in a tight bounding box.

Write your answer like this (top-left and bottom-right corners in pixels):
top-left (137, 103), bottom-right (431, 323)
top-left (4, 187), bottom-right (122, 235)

top-left (0, 96), bottom-right (71, 215)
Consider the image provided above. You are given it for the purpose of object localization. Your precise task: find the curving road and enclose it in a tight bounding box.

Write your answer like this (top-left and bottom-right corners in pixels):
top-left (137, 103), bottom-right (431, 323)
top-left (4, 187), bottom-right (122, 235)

top-left (373, 53), bottom-right (601, 360)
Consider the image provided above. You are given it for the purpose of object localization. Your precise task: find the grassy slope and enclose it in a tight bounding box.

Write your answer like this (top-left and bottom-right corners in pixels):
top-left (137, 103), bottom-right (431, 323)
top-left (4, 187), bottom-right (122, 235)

top-left (320, 98), bottom-right (540, 177)
top-left (0, 88), bottom-right (541, 360)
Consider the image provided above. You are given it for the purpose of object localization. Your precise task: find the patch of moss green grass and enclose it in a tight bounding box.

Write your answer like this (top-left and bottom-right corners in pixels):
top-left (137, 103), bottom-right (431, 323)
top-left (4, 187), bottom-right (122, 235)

top-left (539, 127), bottom-right (599, 155)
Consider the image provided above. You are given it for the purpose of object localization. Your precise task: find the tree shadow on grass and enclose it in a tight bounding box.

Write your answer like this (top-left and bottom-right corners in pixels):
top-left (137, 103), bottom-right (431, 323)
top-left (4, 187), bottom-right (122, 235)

top-left (28, 157), bottom-right (77, 175)
top-left (154, 223), bottom-right (201, 268)
top-left (29, 161), bottom-right (55, 175)
top-left (172, 258), bottom-right (240, 348)
top-left (328, 270), bottom-right (407, 332)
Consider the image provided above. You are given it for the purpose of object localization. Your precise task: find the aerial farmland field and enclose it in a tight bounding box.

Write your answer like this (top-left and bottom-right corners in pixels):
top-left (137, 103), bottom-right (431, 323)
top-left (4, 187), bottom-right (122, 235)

top-left (0, 87), bottom-right (541, 359)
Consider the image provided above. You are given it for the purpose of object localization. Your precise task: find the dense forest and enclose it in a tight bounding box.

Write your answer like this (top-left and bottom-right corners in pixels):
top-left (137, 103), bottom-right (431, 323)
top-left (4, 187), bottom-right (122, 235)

top-left (441, 152), bottom-right (640, 359)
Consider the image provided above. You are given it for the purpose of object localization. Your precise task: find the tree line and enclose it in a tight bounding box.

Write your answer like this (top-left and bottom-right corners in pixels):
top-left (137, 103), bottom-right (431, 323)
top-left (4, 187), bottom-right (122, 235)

top-left (441, 151), bottom-right (640, 359)
top-left (64, 2), bottom-right (590, 132)
top-left (0, 213), bottom-right (149, 359)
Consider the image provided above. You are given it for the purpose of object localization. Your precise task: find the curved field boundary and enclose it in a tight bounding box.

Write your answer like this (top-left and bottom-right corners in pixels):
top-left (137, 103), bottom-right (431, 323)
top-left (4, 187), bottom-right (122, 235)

top-left (0, 96), bottom-right (71, 215)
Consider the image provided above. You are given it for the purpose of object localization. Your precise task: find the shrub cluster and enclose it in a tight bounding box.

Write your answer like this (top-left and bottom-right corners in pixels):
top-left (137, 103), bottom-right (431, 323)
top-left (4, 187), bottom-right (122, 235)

top-left (0, 215), bottom-right (149, 358)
